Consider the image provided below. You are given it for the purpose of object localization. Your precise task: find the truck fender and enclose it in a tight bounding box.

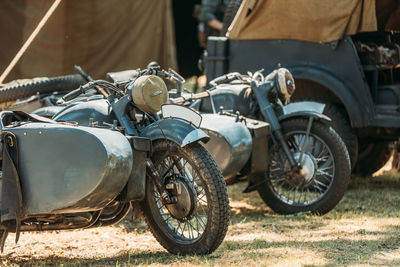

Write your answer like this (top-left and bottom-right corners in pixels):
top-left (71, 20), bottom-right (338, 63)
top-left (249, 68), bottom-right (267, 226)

top-left (289, 64), bottom-right (367, 127)
top-left (140, 118), bottom-right (210, 147)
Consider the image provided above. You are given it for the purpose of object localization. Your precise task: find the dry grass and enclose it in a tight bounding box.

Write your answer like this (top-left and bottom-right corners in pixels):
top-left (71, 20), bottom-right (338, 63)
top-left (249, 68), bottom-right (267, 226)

top-left (2, 171), bottom-right (400, 266)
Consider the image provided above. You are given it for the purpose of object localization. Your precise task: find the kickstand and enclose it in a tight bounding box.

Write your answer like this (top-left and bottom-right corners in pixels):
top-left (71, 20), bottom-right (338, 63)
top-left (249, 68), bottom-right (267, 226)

top-left (0, 229), bottom-right (8, 252)
top-left (15, 215), bottom-right (21, 244)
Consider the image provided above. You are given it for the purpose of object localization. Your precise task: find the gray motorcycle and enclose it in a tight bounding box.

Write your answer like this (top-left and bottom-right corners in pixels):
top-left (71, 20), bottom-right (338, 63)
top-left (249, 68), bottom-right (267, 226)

top-left (172, 68), bottom-right (351, 215)
top-left (0, 71), bottom-right (229, 255)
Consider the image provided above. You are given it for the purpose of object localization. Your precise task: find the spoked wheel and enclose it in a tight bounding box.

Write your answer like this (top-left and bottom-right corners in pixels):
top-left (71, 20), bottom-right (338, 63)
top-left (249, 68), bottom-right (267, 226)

top-left (142, 140), bottom-right (229, 255)
top-left (257, 118), bottom-right (351, 215)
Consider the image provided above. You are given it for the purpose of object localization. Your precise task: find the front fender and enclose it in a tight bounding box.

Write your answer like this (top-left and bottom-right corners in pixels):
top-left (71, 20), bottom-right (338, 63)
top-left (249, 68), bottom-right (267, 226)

top-left (140, 118), bottom-right (210, 147)
top-left (282, 101), bottom-right (326, 115)
top-left (279, 109), bottom-right (331, 123)
top-left (280, 101), bottom-right (331, 122)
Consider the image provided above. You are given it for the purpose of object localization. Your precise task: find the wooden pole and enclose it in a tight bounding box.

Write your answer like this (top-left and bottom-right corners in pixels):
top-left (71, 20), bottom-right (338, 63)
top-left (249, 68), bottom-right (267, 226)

top-left (0, 0), bottom-right (63, 84)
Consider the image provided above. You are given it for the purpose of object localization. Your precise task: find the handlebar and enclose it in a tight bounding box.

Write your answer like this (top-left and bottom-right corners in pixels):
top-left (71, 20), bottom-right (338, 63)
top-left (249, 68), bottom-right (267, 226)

top-left (61, 87), bottom-right (84, 102)
top-left (209, 72), bottom-right (242, 86)
top-left (138, 67), bottom-right (185, 84)
top-left (59, 82), bottom-right (93, 103)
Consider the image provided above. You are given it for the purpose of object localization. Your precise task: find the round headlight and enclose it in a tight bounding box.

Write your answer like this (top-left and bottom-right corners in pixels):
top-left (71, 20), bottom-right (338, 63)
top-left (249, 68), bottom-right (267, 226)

top-left (274, 68), bottom-right (295, 103)
top-left (131, 75), bottom-right (168, 113)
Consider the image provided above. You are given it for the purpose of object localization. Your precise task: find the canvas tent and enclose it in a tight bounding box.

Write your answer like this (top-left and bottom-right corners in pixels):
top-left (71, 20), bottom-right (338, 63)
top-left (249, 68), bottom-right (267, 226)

top-left (228, 0), bottom-right (399, 43)
top-left (0, 0), bottom-right (177, 83)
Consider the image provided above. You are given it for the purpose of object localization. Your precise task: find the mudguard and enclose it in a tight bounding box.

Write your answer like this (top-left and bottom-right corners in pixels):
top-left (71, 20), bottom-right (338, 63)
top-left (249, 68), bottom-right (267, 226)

top-left (280, 101), bottom-right (331, 122)
top-left (140, 118), bottom-right (209, 147)
top-left (282, 101), bottom-right (325, 114)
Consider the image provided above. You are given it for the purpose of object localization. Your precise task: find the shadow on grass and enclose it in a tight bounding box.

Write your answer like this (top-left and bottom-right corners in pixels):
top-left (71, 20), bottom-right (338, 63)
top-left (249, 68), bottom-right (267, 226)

top-left (7, 225), bottom-right (400, 266)
top-left (4, 250), bottom-right (217, 266)
top-left (220, 224), bottom-right (400, 266)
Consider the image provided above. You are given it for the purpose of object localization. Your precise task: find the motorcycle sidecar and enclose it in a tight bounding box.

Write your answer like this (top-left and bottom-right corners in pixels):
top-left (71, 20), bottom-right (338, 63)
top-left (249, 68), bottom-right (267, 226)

top-left (0, 114), bottom-right (133, 217)
top-left (200, 113), bottom-right (270, 185)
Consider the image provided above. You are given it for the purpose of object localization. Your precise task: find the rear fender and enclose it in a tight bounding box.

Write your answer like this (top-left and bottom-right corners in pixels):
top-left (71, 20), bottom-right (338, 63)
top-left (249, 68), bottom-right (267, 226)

top-left (140, 118), bottom-right (209, 147)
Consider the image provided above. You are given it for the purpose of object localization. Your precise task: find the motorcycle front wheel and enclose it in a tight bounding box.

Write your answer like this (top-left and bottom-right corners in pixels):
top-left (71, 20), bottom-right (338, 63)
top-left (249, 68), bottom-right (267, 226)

top-left (257, 118), bottom-right (351, 215)
top-left (142, 140), bottom-right (230, 255)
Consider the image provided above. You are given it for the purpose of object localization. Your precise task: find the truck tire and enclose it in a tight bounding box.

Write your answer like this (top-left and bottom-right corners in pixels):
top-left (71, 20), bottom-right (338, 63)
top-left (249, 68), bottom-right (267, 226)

top-left (354, 141), bottom-right (394, 177)
top-left (221, 0), bottom-right (243, 36)
top-left (296, 100), bottom-right (358, 170)
top-left (0, 74), bottom-right (85, 103)
top-left (322, 103), bottom-right (358, 170)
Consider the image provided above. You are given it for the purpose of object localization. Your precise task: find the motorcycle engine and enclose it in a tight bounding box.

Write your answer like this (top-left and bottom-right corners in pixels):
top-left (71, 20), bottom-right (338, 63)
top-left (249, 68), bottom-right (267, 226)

top-left (131, 75), bottom-right (168, 113)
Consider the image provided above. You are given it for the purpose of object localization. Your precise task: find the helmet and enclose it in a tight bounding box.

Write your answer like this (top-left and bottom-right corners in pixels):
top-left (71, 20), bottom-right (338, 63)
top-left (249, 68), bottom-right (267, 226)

top-left (131, 75), bottom-right (168, 113)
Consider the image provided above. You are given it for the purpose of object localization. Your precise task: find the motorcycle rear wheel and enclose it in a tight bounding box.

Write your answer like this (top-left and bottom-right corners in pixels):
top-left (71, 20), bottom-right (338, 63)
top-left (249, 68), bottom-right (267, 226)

top-left (257, 118), bottom-right (351, 215)
top-left (142, 140), bottom-right (230, 255)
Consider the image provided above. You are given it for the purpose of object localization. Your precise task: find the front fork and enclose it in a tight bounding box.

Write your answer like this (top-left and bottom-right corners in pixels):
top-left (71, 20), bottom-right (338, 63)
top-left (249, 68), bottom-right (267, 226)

top-left (145, 146), bottom-right (185, 205)
top-left (261, 103), bottom-right (299, 169)
top-left (253, 82), bottom-right (314, 170)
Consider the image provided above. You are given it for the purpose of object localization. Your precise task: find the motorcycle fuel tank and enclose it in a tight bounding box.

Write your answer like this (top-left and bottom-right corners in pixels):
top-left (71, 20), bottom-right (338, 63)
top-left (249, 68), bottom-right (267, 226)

top-left (1, 122), bottom-right (132, 215)
top-left (53, 99), bottom-right (116, 126)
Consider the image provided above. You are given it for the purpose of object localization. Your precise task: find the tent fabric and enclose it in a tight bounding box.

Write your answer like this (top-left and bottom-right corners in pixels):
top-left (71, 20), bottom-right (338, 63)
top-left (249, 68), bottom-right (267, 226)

top-left (0, 0), bottom-right (177, 83)
top-left (376, 0), bottom-right (400, 32)
top-left (227, 0), bottom-right (378, 42)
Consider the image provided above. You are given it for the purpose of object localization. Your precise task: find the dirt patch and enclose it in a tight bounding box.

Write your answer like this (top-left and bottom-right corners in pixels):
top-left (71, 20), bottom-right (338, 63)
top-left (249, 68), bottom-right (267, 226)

top-left (2, 173), bottom-right (400, 266)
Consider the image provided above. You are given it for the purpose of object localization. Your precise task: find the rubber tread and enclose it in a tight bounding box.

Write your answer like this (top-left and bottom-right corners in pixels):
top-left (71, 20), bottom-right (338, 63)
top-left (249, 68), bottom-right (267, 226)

top-left (354, 141), bottom-right (393, 177)
top-left (0, 74), bottom-right (85, 103)
top-left (322, 103), bottom-right (358, 170)
top-left (141, 141), bottom-right (230, 255)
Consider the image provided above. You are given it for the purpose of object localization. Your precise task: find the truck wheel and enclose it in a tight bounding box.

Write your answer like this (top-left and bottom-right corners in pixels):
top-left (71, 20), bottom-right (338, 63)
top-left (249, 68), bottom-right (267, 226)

top-left (354, 141), bottom-right (394, 177)
top-left (0, 74), bottom-right (85, 103)
top-left (221, 0), bottom-right (243, 36)
top-left (320, 103), bottom-right (358, 170)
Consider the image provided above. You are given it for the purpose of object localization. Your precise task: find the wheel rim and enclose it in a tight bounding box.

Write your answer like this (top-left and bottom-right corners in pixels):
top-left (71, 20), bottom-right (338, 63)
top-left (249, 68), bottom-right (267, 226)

top-left (150, 154), bottom-right (209, 243)
top-left (268, 130), bottom-right (335, 206)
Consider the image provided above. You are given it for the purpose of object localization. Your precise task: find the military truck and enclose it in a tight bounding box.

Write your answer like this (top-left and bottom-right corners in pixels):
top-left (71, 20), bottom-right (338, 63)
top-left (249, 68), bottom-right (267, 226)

top-left (205, 0), bottom-right (400, 175)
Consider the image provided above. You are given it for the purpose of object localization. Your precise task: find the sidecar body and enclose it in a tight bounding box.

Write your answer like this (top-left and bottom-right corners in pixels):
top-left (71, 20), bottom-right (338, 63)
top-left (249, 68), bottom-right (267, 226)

top-left (0, 113), bottom-right (133, 217)
top-left (200, 113), bottom-right (269, 181)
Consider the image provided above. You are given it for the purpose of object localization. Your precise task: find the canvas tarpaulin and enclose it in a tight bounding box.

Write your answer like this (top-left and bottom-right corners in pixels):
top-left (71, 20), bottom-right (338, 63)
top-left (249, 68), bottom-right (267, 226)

top-left (0, 0), bottom-right (177, 83)
top-left (227, 0), bottom-right (378, 42)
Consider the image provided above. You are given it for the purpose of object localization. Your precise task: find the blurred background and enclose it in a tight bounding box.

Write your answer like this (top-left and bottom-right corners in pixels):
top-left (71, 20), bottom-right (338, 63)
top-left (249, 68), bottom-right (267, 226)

top-left (0, 0), bottom-right (203, 82)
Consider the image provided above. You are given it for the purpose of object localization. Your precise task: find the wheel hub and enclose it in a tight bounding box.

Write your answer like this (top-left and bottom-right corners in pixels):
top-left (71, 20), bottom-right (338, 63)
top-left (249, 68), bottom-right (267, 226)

top-left (285, 151), bottom-right (317, 187)
top-left (166, 178), bottom-right (197, 221)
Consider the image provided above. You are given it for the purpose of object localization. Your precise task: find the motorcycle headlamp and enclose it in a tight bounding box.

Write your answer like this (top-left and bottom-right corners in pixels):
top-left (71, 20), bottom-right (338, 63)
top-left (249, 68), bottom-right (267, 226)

top-left (266, 68), bottom-right (296, 103)
top-left (131, 75), bottom-right (168, 113)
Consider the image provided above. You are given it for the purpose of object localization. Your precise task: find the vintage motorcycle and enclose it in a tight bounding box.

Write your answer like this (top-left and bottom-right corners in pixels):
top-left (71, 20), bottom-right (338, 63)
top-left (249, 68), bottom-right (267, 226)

top-left (0, 72), bottom-right (230, 255)
top-left (170, 68), bottom-right (352, 215)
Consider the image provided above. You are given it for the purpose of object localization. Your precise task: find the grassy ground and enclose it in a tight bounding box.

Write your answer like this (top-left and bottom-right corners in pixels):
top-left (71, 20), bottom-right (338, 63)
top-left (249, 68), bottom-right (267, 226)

top-left (1, 171), bottom-right (400, 266)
